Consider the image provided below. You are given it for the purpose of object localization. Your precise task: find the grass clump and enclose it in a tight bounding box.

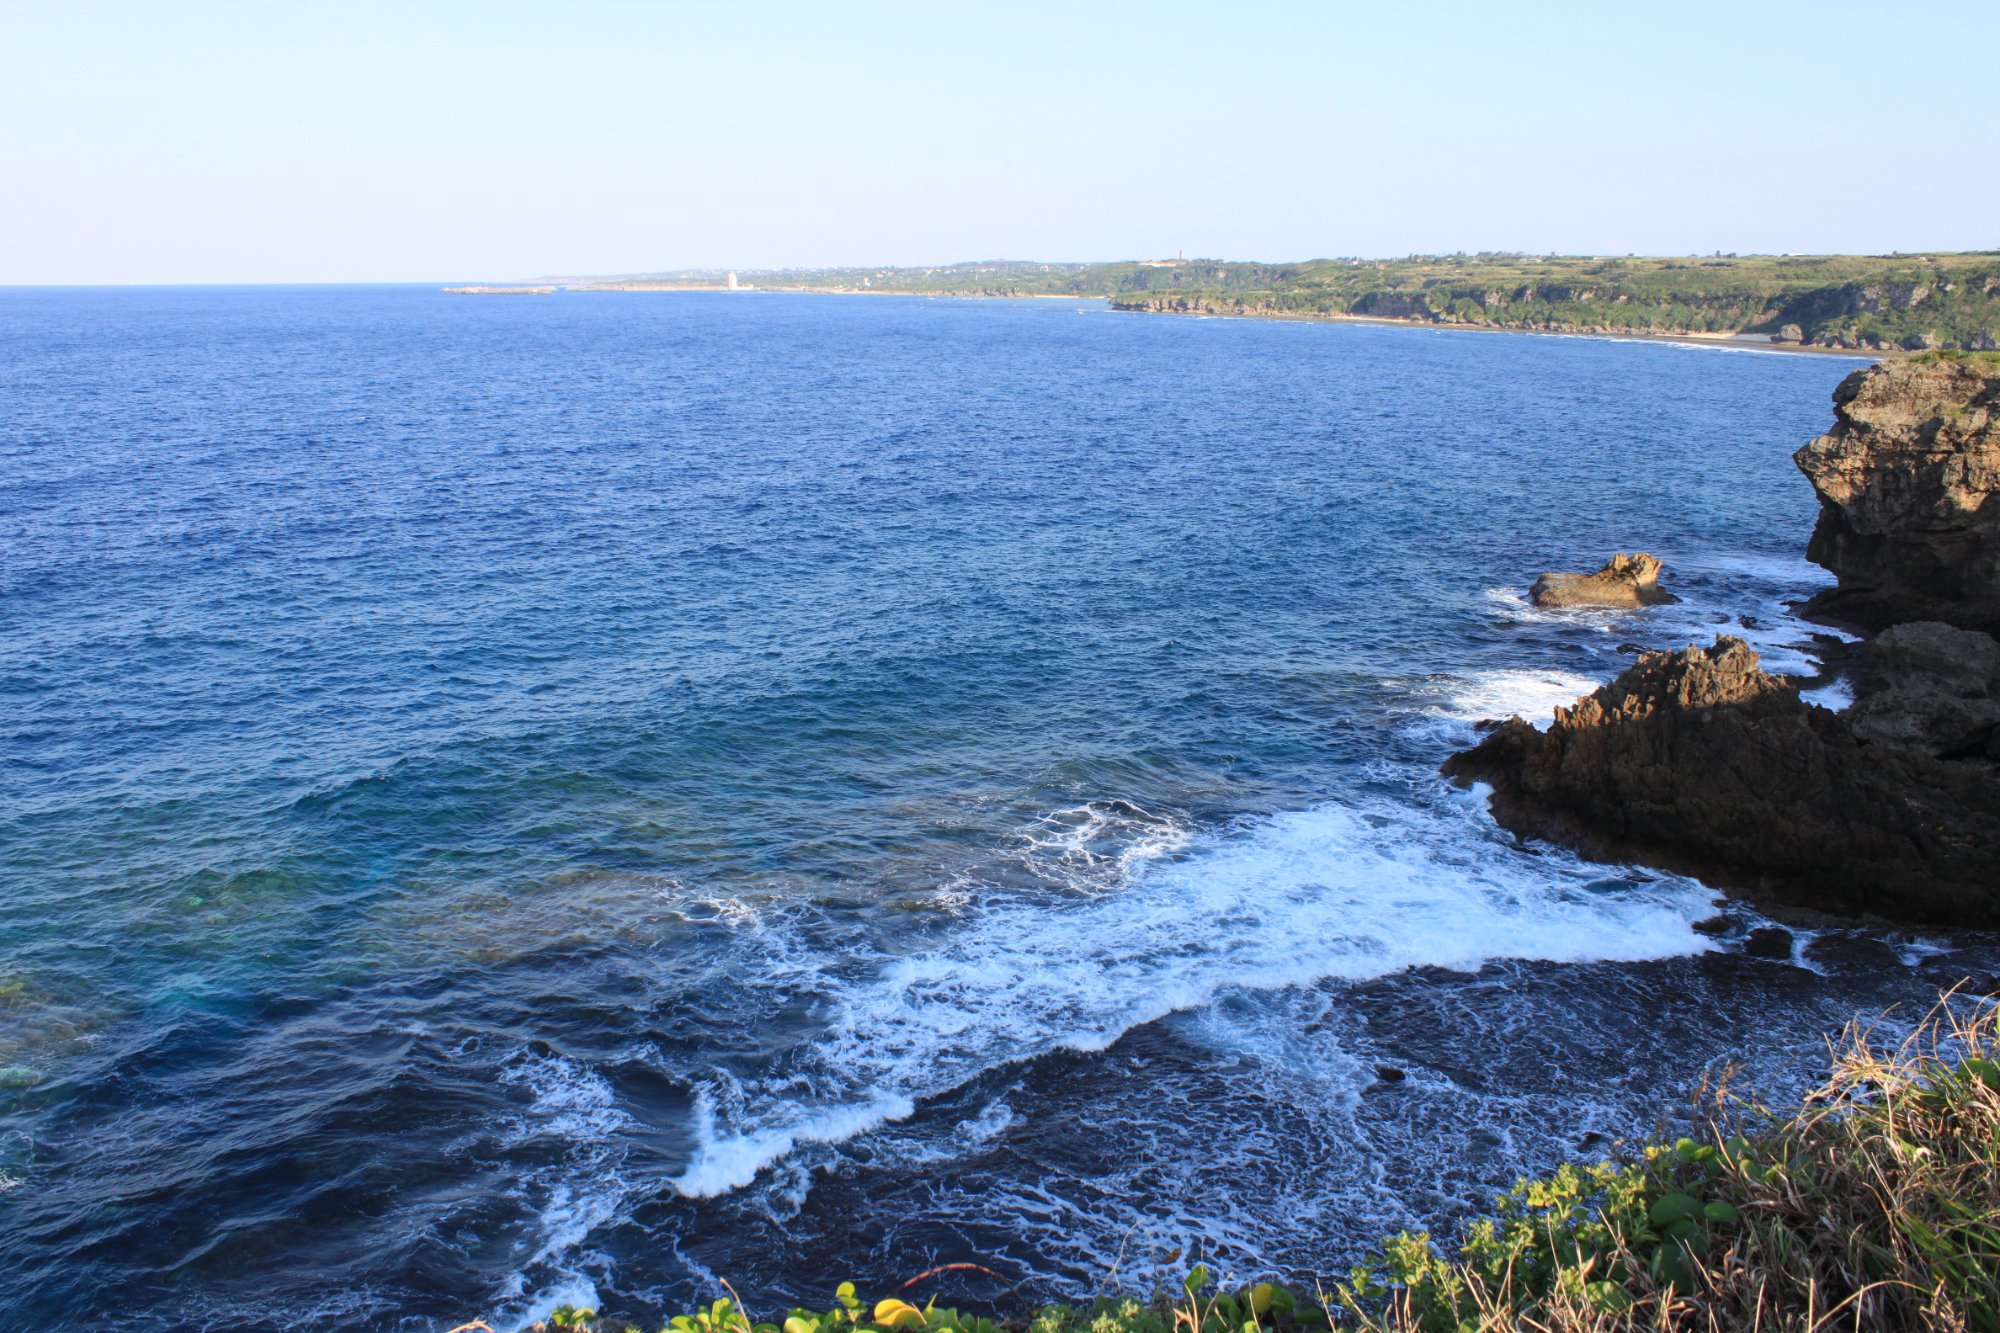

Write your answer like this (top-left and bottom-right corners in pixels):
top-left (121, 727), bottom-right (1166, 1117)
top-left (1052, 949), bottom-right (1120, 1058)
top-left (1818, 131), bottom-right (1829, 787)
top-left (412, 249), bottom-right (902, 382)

top-left (514, 997), bottom-right (1999, 1333)
top-left (1910, 348), bottom-right (2000, 370)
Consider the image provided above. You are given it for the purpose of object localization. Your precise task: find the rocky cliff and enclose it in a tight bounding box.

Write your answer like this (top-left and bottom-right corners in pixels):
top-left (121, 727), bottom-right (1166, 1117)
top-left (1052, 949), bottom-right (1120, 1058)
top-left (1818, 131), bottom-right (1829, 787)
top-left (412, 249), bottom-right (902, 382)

top-left (1443, 639), bottom-right (2000, 925)
top-left (1796, 355), bottom-right (2000, 632)
top-left (1447, 356), bottom-right (2000, 927)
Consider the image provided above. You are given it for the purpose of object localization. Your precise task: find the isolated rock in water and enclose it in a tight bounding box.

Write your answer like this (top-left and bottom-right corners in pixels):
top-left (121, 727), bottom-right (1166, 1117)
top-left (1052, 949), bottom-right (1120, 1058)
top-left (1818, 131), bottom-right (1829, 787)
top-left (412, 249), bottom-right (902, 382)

top-left (1528, 552), bottom-right (1679, 608)
top-left (1742, 927), bottom-right (1796, 960)
top-left (1795, 356), bottom-right (2000, 632)
top-left (1846, 620), bottom-right (2000, 757)
top-left (1442, 637), bottom-right (2000, 926)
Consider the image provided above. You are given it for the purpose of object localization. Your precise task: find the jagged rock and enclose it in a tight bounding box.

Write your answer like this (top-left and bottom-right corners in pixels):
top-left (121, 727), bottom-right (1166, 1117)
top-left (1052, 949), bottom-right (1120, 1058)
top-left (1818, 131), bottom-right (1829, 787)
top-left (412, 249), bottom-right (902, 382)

top-left (1528, 553), bottom-right (1679, 609)
top-left (1801, 933), bottom-right (1906, 974)
top-left (1742, 927), bottom-right (1796, 959)
top-left (1795, 356), bottom-right (2000, 632)
top-left (1442, 637), bottom-right (2000, 926)
top-left (1847, 620), bottom-right (2000, 756)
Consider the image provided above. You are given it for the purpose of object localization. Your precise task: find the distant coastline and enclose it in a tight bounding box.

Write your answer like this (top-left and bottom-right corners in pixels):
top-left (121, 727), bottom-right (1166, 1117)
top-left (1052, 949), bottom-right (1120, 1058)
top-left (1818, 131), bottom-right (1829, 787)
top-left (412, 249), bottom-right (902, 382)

top-left (445, 251), bottom-right (2000, 353)
top-left (1102, 304), bottom-right (1884, 355)
top-left (442, 280), bottom-right (1885, 356)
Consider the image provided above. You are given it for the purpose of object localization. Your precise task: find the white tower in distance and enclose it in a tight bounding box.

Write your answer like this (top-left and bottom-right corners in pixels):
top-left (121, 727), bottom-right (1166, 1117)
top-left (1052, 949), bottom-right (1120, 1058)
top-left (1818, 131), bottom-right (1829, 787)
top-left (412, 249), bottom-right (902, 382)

top-left (727, 271), bottom-right (739, 290)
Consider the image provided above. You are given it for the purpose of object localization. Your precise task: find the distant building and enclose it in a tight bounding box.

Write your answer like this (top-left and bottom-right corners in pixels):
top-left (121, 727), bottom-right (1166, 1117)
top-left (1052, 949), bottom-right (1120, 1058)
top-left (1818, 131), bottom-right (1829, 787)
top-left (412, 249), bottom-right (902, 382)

top-left (727, 271), bottom-right (739, 290)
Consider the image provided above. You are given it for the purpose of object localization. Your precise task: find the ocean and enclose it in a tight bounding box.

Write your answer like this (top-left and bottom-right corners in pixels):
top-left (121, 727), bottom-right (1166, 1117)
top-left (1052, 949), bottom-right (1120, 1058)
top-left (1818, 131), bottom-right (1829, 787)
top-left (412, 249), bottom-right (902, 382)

top-left (1, 287), bottom-right (1988, 1330)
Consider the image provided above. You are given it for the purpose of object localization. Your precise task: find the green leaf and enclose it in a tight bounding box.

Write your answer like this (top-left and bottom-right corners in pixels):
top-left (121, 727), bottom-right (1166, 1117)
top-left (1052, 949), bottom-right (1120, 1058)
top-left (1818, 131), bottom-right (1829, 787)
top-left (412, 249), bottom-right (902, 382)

top-left (1651, 1243), bottom-right (1693, 1291)
top-left (1584, 1280), bottom-right (1635, 1313)
top-left (1704, 1200), bottom-right (1740, 1224)
top-left (1183, 1266), bottom-right (1210, 1296)
top-left (1648, 1192), bottom-right (1703, 1226)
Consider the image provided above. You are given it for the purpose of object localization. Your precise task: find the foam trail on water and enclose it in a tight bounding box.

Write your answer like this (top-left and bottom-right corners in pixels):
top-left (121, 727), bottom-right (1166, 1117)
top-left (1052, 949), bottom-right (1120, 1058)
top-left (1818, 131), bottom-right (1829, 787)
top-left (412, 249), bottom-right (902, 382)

top-left (491, 1052), bottom-right (630, 1331)
top-left (671, 788), bottom-right (1712, 1198)
top-left (676, 1088), bottom-right (917, 1199)
top-left (1405, 665), bottom-right (1606, 735)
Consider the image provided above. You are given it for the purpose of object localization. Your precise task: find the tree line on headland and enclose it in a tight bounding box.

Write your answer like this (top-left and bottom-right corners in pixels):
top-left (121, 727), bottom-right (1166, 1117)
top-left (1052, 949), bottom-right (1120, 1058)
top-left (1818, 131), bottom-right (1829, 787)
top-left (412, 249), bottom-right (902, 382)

top-left (564, 252), bottom-right (2000, 352)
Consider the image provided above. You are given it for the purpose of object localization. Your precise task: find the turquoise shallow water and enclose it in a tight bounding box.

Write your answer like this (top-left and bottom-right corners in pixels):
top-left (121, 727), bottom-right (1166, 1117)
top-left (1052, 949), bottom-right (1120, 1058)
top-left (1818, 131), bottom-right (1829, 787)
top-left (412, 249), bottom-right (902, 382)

top-left (2, 289), bottom-right (1986, 1330)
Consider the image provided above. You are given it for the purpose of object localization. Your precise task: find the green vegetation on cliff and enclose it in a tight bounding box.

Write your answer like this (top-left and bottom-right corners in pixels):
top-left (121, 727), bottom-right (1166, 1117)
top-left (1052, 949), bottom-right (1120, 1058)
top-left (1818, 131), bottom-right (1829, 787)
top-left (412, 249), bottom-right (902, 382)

top-left (582, 253), bottom-right (2000, 351)
top-left (517, 997), bottom-right (1999, 1333)
top-left (1108, 252), bottom-right (2000, 351)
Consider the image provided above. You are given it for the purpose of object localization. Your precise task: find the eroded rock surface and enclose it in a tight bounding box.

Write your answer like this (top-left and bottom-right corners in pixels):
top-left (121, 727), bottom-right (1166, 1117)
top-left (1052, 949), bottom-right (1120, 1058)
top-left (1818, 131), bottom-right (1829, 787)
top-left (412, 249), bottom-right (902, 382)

top-left (1796, 356), bottom-right (2000, 632)
top-left (1443, 638), bottom-right (2000, 926)
top-left (1847, 621), bottom-right (2000, 759)
top-left (1528, 553), bottom-right (1678, 609)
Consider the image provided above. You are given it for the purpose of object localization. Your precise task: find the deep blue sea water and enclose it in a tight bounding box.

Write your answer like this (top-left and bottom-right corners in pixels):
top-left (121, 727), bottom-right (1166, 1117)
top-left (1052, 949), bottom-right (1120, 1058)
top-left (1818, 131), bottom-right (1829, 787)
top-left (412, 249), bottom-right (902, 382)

top-left (3, 288), bottom-right (1991, 1330)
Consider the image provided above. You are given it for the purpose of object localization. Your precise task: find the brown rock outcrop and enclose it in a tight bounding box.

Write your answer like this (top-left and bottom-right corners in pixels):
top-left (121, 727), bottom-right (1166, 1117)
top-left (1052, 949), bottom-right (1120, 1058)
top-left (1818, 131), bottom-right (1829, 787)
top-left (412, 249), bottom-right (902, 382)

top-left (1528, 553), bottom-right (1678, 608)
top-left (1795, 356), bottom-right (2000, 632)
top-left (1846, 620), bottom-right (2000, 758)
top-left (1442, 638), bottom-right (2000, 926)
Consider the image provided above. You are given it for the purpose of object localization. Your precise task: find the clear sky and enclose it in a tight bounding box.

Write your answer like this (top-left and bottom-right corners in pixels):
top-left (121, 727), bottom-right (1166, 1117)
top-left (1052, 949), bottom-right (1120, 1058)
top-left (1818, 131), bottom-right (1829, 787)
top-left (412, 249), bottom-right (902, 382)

top-left (4, 0), bottom-right (1995, 284)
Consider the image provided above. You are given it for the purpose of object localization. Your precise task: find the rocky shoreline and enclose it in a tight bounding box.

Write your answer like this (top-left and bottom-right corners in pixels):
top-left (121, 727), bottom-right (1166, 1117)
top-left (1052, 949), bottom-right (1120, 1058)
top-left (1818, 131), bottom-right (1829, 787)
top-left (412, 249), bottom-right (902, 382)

top-left (1447, 354), bottom-right (2000, 928)
top-left (1104, 294), bottom-right (1956, 353)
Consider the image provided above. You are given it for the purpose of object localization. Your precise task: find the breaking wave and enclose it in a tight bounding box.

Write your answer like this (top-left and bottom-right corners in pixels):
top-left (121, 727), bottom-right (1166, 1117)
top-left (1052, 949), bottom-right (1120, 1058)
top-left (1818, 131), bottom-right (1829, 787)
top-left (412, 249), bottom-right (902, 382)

top-left (667, 787), bottom-right (1712, 1201)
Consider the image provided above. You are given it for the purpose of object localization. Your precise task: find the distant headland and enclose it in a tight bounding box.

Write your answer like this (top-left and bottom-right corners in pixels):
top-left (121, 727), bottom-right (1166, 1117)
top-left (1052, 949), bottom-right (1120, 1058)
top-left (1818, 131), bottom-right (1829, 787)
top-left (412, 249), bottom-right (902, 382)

top-left (448, 251), bottom-right (2000, 353)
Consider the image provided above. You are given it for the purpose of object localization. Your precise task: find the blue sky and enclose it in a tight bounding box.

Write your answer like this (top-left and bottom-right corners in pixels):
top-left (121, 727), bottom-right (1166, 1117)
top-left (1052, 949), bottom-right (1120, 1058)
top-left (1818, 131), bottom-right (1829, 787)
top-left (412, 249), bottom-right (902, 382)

top-left (3, 0), bottom-right (1994, 283)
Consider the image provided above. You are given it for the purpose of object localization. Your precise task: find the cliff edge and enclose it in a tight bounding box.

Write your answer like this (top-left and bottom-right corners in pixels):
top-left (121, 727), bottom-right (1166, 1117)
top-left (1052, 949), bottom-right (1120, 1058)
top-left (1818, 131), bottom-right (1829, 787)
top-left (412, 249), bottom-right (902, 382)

top-left (1796, 354), bottom-right (2000, 633)
top-left (1443, 639), bottom-right (2000, 925)
top-left (1448, 356), bottom-right (2000, 927)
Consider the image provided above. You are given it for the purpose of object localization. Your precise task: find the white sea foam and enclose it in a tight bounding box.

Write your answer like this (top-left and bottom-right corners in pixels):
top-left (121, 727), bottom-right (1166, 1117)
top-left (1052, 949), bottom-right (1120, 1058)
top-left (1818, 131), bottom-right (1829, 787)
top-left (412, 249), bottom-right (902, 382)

top-left (498, 1051), bottom-right (629, 1146)
top-left (1411, 666), bottom-right (1605, 731)
top-left (676, 1086), bottom-right (917, 1197)
top-left (1021, 799), bottom-right (1194, 887)
top-left (1482, 585), bottom-right (1624, 629)
top-left (668, 788), bottom-right (1712, 1199)
top-left (492, 1052), bottom-right (632, 1331)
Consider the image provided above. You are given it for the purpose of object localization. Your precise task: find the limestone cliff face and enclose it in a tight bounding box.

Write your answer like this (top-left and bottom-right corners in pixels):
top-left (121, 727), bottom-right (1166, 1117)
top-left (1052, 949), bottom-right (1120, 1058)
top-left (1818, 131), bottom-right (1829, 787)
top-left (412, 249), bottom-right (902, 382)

top-left (1796, 357), bottom-right (2000, 632)
top-left (1442, 639), bottom-right (2000, 926)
